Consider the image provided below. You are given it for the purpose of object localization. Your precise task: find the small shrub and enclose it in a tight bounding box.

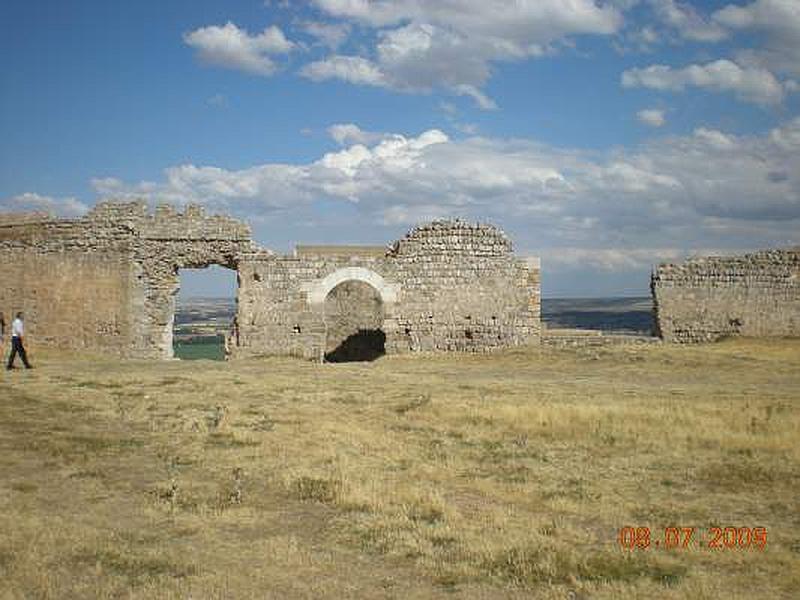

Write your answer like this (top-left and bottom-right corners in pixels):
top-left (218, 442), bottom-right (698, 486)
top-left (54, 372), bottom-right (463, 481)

top-left (292, 476), bottom-right (341, 503)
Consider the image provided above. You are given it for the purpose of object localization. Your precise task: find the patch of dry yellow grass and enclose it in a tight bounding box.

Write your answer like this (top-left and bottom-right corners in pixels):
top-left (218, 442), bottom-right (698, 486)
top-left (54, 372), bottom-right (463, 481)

top-left (0, 338), bottom-right (798, 598)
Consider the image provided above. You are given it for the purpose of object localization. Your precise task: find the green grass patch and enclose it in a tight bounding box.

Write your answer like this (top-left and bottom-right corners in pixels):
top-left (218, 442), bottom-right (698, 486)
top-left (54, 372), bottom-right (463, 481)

top-left (173, 336), bottom-right (225, 361)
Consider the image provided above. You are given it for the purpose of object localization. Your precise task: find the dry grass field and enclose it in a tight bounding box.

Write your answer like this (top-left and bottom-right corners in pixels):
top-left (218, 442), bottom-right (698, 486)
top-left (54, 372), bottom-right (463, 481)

top-left (1, 339), bottom-right (798, 599)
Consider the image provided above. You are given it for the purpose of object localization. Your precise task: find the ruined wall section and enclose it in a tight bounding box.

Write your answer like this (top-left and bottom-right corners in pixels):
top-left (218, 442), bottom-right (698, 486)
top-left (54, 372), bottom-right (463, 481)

top-left (0, 208), bottom-right (140, 354)
top-left (131, 203), bottom-right (252, 358)
top-left (388, 221), bottom-right (540, 353)
top-left (0, 202), bottom-right (253, 359)
top-left (652, 248), bottom-right (800, 342)
top-left (235, 252), bottom-right (391, 360)
top-left (235, 220), bottom-right (541, 360)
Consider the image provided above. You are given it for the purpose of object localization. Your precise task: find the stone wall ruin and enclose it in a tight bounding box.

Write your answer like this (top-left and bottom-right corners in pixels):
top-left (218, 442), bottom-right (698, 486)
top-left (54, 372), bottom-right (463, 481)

top-left (0, 202), bottom-right (252, 359)
top-left (652, 248), bottom-right (800, 342)
top-left (1, 202), bottom-right (541, 360)
top-left (7, 199), bottom-right (798, 356)
top-left (233, 221), bottom-right (541, 360)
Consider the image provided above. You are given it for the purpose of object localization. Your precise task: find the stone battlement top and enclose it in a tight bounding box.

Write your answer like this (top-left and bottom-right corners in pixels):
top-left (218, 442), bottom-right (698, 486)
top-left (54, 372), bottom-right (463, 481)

top-left (657, 247), bottom-right (800, 271)
top-left (0, 212), bottom-right (62, 227)
top-left (89, 201), bottom-right (251, 239)
top-left (391, 219), bottom-right (513, 257)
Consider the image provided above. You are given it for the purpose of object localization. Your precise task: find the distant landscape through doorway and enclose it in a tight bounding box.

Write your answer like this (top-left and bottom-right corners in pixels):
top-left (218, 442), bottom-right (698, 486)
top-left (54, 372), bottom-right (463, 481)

top-left (173, 265), bottom-right (238, 360)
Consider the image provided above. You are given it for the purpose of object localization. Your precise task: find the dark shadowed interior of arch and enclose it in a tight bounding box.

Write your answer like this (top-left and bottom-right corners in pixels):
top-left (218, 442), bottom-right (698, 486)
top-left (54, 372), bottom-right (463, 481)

top-left (324, 280), bottom-right (385, 363)
top-left (173, 265), bottom-right (238, 360)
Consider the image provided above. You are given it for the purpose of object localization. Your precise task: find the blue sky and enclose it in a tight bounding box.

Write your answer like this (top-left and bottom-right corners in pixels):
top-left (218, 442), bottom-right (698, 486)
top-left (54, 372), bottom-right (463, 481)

top-left (2, 0), bottom-right (799, 297)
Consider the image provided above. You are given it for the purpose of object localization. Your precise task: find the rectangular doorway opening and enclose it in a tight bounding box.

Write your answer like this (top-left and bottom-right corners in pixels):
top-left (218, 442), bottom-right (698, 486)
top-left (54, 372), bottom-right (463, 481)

top-left (173, 265), bottom-right (237, 360)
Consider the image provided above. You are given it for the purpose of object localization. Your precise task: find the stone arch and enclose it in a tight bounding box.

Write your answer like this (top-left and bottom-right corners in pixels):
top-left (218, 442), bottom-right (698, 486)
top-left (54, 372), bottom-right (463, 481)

top-left (301, 266), bottom-right (399, 306)
top-left (323, 278), bottom-right (386, 362)
top-left (297, 267), bottom-right (399, 362)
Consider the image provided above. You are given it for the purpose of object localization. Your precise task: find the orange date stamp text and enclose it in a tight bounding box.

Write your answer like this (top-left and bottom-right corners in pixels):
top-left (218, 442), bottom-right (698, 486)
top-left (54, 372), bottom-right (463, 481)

top-left (618, 526), bottom-right (767, 550)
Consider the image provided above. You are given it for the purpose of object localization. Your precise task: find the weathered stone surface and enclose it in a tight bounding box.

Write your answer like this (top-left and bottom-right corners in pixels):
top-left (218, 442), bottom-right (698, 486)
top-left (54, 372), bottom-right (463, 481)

top-left (651, 248), bottom-right (800, 342)
top-left (1, 205), bottom-right (541, 360)
top-left (234, 219), bottom-right (541, 360)
top-left (0, 201), bottom-right (252, 359)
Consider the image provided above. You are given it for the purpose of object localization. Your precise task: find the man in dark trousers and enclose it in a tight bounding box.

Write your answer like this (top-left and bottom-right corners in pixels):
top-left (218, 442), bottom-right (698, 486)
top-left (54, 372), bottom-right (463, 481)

top-left (7, 312), bottom-right (32, 370)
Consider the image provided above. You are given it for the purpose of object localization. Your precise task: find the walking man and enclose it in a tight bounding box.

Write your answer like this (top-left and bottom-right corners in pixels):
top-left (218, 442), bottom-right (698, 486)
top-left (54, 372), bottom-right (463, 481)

top-left (7, 312), bottom-right (32, 370)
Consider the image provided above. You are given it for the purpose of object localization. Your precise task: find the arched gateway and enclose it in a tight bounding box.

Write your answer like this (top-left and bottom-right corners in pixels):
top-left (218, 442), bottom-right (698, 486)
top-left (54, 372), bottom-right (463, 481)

top-left (301, 267), bottom-right (401, 362)
top-left (323, 278), bottom-right (385, 362)
top-left (301, 266), bottom-right (400, 306)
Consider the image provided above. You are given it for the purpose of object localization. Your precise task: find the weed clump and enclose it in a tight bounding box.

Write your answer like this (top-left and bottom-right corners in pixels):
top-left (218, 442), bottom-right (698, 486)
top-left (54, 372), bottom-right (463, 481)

top-left (292, 476), bottom-right (342, 503)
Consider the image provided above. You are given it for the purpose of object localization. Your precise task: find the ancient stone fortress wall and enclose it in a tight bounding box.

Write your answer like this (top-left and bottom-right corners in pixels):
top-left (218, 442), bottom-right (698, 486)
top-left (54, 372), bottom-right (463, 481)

top-left (652, 248), bottom-right (800, 342)
top-left (0, 202), bottom-right (252, 359)
top-left (1, 203), bottom-right (539, 361)
top-left (234, 220), bottom-right (541, 360)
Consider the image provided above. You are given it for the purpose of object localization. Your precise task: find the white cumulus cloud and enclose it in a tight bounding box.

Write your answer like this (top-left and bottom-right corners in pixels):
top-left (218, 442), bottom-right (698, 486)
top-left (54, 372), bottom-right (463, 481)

top-left (713, 0), bottom-right (800, 77)
top-left (327, 123), bottom-right (385, 146)
top-left (540, 246), bottom-right (690, 271)
top-left (184, 22), bottom-right (295, 76)
top-left (650, 0), bottom-right (728, 42)
top-left (312, 0), bottom-right (621, 36)
top-left (87, 119), bottom-right (800, 258)
top-left (622, 58), bottom-right (785, 105)
top-left (692, 127), bottom-right (736, 149)
top-left (301, 55), bottom-right (386, 85)
top-left (0, 192), bottom-right (88, 217)
top-left (769, 115), bottom-right (800, 150)
top-left (637, 108), bottom-right (666, 127)
top-left (302, 0), bottom-right (622, 108)
top-left (301, 21), bottom-right (351, 49)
